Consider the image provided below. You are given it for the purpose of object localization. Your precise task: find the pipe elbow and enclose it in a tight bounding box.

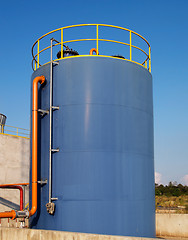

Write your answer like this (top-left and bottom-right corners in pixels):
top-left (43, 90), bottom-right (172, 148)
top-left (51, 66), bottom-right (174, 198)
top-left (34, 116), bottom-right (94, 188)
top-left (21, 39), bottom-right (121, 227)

top-left (89, 48), bottom-right (99, 55)
top-left (29, 206), bottom-right (37, 217)
top-left (33, 75), bottom-right (45, 85)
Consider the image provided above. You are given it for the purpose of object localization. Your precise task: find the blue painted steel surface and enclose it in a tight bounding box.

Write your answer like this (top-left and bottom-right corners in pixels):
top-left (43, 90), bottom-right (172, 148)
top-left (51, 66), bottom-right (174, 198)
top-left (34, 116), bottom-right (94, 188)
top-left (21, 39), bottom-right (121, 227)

top-left (30, 57), bottom-right (155, 237)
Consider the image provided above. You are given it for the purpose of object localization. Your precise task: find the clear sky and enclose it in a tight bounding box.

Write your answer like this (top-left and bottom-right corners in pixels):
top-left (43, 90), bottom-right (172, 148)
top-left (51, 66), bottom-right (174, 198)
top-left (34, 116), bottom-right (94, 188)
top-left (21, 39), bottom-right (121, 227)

top-left (0, 0), bottom-right (187, 185)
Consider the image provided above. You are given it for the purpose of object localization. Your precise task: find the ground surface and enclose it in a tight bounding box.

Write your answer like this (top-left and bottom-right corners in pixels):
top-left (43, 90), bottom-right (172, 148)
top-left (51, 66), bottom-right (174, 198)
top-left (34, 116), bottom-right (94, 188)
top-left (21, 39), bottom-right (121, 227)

top-left (155, 196), bottom-right (188, 213)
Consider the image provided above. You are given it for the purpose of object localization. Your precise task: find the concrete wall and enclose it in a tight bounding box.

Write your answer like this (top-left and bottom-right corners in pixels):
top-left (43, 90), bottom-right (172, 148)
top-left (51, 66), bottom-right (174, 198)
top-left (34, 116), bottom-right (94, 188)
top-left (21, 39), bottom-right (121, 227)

top-left (0, 228), bottom-right (156, 240)
top-left (0, 134), bottom-right (30, 213)
top-left (156, 213), bottom-right (188, 238)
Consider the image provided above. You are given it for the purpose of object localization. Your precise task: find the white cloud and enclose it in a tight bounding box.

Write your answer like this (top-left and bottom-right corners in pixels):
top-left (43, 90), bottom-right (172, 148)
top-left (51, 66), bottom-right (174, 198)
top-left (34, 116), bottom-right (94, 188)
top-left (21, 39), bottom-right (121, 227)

top-left (155, 172), bottom-right (162, 184)
top-left (182, 175), bottom-right (188, 186)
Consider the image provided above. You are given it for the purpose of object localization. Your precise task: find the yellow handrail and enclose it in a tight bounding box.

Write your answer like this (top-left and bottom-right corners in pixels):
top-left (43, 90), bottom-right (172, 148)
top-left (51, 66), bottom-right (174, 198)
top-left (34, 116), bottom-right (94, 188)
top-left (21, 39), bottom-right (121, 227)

top-left (0, 124), bottom-right (30, 139)
top-left (32, 24), bottom-right (151, 72)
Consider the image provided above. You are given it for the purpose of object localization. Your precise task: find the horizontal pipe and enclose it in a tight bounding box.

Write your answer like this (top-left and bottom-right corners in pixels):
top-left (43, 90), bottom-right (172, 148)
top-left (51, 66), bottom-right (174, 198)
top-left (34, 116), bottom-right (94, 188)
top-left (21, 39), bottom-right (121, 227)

top-left (0, 183), bottom-right (29, 187)
top-left (0, 210), bottom-right (16, 219)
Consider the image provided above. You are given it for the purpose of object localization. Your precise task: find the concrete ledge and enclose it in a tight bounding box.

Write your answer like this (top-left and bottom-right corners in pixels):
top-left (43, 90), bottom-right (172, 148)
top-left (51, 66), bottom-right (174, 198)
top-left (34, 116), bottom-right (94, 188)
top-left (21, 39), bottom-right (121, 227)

top-left (0, 228), bottom-right (156, 240)
top-left (156, 213), bottom-right (188, 238)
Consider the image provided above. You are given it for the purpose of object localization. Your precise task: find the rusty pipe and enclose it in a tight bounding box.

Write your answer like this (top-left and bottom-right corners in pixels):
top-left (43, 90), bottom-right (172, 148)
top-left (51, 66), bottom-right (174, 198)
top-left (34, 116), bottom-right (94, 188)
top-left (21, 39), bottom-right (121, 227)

top-left (30, 75), bottom-right (45, 217)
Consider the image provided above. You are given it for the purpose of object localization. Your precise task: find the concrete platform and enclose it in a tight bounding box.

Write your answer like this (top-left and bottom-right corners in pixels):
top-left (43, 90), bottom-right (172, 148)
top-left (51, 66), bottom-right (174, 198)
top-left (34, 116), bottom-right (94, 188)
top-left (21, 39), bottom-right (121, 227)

top-left (0, 228), bottom-right (158, 240)
top-left (0, 228), bottom-right (188, 240)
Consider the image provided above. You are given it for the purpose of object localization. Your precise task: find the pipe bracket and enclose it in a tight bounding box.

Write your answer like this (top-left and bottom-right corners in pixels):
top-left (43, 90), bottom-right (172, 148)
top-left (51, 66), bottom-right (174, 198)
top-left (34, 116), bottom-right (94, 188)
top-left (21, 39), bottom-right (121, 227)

top-left (38, 109), bottom-right (49, 117)
top-left (37, 179), bottom-right (48, 186)
top-left (46, 202), bottom-right (55, 215)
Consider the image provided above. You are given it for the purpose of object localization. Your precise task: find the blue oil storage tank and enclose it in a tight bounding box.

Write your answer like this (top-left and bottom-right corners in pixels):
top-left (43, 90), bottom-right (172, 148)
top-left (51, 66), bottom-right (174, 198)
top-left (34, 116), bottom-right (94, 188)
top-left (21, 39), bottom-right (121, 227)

top-left (30, 24), bottom-right (155, 238)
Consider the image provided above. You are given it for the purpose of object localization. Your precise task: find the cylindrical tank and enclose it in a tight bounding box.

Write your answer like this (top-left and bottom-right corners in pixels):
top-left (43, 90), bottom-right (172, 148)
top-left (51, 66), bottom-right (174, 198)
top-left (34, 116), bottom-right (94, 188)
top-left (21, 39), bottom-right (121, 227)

top-left (30, 56), bottom-right (155, 237)
top-left (0, 113), bottom-right (7, 133)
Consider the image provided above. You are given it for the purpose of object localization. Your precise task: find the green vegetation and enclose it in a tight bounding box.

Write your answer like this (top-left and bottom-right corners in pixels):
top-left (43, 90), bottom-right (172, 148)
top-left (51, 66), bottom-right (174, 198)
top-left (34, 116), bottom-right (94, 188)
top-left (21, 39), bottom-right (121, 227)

top-left (155, 182), bottom-right (188, 213)
top-left (155, 182), bottom-right (188, 197)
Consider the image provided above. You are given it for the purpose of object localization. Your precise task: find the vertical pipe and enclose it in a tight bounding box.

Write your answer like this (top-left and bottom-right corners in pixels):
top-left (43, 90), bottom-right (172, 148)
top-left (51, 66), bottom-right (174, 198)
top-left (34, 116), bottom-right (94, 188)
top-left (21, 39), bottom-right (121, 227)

top-left (23, 185), bottom-right (25, 210)
top-left (49, 39), bottom-right (53, 203)
top-left (61, 28), bottom-right (63, 58)
top-left (149, 46), bottom-right (151, 72)
top-left (30, 75), bottom-right (45, 217)
top-left (37, 40), bottom-right (39, 69)
top-left (18, 186), bottom-right (23, 210)
top-left (130, 31), bottom-right (132, 61)
top-left (96, 25), bottom-right (99, 55)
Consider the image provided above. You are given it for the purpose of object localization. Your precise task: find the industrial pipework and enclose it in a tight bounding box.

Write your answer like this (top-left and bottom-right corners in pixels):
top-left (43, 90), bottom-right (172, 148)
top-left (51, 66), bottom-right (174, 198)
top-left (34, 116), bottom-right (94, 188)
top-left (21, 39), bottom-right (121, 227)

top-left (0, 183), bottom-right (29, 219)
top-left (0, 76), bottom-right (45, 220)
top-left (30, 75), bottom-right (45, 216)
top-left (0, 184), bottom-right (24, 210)
top-left (90, 48), bottom-right (99, 55)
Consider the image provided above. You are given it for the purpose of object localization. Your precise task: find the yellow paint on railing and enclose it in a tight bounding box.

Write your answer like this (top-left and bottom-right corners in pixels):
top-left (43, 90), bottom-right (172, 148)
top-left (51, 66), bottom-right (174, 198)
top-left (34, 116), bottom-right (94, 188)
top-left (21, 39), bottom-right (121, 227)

top-left (32, 24), bottom-right (151, 73)
top-left (0, 124), bottom-right (30, 139)
top-left (96, 25), bottom-right (99, 55)
top-left (149, 46), bottom-right (151, 72)
top-left (61, 28), bottom-right (63, 58)
top-left (129, 31), bottom-right (132, 61)
top-left (37, 40), bottom-right (40, 69)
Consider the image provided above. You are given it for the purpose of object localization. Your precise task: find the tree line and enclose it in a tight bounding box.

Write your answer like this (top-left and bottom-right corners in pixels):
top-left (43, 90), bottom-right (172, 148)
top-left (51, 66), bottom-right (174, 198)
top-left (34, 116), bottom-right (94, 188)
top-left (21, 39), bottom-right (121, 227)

top-left (155, 182), bottom-right (188, 196)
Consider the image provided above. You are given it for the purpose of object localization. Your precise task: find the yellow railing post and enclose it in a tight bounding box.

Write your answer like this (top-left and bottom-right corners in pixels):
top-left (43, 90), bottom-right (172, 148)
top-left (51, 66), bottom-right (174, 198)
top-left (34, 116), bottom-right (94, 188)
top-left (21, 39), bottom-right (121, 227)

top-left (61, 28), bottom-right (63, 58)
top-left (145, 60), bottom-right (147, 69)
top-left (37, 40), bottom-right (39, 69)
top-left (96, 25), bottom-right (99, 55)
top-left (149, 46), bottom-right (151, 72)
top-left (34, 61), bottom-right (36, 71)
top-left (129, 31), bottom-right (132, 61)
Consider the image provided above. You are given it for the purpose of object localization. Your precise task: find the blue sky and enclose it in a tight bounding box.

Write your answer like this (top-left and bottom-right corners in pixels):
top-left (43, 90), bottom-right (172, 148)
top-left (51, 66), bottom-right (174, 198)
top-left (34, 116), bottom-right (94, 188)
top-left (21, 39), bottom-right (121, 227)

top-left (0, 0), bottom-right (188, 185)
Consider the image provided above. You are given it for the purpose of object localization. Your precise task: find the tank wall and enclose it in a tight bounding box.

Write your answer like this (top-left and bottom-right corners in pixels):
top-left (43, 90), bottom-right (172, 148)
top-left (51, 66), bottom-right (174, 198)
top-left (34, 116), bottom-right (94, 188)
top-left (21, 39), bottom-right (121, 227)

top-left (30, 57), bottom-right (155, 237)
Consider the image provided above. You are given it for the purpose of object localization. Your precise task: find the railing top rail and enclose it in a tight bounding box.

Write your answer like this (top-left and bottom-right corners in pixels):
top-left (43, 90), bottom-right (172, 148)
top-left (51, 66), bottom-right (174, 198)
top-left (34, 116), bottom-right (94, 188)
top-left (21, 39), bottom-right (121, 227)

top-left (0, 124), bottom-right (30, 139)
top-left (32, 24), bottom-right (151, 72)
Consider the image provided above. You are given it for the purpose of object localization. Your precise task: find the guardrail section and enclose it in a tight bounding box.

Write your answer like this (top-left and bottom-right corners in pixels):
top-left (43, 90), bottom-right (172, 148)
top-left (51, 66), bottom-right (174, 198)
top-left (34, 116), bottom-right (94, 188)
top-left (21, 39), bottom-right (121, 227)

top-left (32, 24), bottom-right (151, 72)
top-left (0, 124), bottom-right (30, 139)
